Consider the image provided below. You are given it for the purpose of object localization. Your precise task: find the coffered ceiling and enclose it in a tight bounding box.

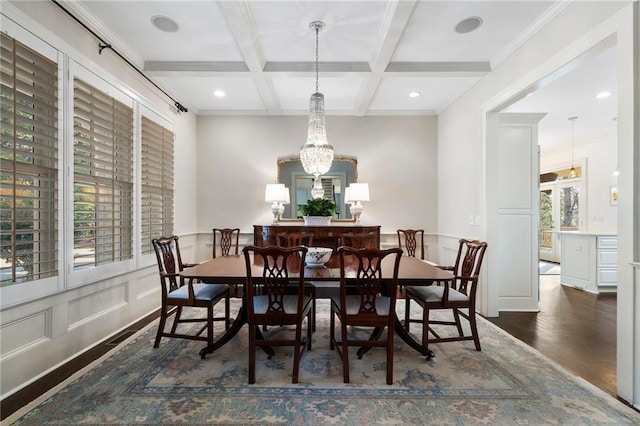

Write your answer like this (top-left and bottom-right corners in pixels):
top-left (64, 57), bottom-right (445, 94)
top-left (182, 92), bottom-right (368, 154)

top-left (61, 0), bottom-right (618, 149)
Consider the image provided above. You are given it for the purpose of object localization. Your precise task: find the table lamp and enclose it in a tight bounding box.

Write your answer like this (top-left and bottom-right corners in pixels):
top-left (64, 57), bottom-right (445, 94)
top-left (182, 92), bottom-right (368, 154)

top-left (346, 183), bottom-right (369, 225)
top-left (265, 183), bottom-right (288, 225)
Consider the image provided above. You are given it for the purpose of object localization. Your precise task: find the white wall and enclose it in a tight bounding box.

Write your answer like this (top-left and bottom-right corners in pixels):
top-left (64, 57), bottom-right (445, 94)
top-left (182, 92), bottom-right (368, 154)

top-left (541, 133), bottom-right (618, 234)
top-left (195, 115), bottom-right (439, 237)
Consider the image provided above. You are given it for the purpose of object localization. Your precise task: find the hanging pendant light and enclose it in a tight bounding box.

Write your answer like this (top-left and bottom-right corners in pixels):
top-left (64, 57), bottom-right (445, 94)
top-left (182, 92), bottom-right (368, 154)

top-left (300, 21), bottom-right (334, 198)
top-left (568, 117), bottom-right (578, 178)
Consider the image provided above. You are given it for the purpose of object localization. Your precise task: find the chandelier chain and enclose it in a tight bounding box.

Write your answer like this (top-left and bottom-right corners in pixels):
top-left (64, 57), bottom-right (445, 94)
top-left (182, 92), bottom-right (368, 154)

top-left (315, 25), bottom-right (319, 93)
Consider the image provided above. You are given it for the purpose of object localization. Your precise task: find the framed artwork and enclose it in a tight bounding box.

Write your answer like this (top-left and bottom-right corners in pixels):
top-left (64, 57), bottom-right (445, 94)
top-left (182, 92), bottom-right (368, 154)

top-left (610, 185), bottom-right (618, 206)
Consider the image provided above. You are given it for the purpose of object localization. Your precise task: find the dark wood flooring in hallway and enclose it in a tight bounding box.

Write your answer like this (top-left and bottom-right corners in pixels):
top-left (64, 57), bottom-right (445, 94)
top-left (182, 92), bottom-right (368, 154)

top-left (486, 274), bottom-right (617, 398)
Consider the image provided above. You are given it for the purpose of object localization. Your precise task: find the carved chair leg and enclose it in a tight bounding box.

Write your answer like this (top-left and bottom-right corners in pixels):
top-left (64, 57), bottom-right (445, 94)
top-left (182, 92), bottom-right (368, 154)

top-left (154, 305), bottom-right (169, 348)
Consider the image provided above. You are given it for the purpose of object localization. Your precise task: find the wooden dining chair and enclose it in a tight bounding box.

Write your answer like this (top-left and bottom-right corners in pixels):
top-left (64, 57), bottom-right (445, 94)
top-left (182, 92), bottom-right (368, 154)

top-left (242, 245), bottom-right (313, 384)
top-left (152, 236), bottom-right (230, 358)
top-left (212, 227), bottom-right (241, 296)
top-left (212, 227), bottom-right (240, 258)
top-left (397, 229), bottom-right (425, 260)
top-left (275, 232), bottom-right (317, 331)
top-left (404, 239), bottom-right (488, 357)
top-left (276, 232), bottom-right (314, 248)
top-left (330, 246), bottom-right (403, 385)
top-left (339, 232), bottom-right (379, 249)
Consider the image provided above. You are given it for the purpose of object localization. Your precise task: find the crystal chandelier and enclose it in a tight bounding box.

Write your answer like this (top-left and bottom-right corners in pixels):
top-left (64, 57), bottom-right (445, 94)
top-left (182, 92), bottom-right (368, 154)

top-left (300, 21), bottom-right (333, 198)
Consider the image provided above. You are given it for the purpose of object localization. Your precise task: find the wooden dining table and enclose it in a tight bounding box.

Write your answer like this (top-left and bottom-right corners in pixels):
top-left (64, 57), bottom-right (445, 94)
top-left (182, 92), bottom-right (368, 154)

top-left (181, 253), bottom-right (453, 359)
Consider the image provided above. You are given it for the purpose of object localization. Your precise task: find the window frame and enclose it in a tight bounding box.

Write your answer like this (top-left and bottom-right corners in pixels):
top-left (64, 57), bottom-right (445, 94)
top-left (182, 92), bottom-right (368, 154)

top-left (0, 17), bottom-right (64, 307)
top-left (66, 61), bottom-right (135, 289)
top-left (138, 106), bottom-right (174, 267)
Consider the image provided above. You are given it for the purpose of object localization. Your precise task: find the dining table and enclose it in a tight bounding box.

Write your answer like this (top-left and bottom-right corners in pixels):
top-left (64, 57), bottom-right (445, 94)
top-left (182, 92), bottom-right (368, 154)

top-left (181, 253), bottom-right (454, 359)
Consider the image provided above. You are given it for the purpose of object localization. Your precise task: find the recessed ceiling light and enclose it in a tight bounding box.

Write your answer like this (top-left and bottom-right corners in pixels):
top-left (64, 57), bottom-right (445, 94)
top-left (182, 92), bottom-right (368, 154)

top-left (596, 91), bottom-right (611, 99)
top-left (455, 17), bottom-right (483, 34)
top-left (151, 15), bottom-right (178, 33)
top-left (214, 90), bottom-right (226, 98)
top-left (525, 92), bottom-right (534, 97)
top-left (409, 91), bottom-right (421, 98)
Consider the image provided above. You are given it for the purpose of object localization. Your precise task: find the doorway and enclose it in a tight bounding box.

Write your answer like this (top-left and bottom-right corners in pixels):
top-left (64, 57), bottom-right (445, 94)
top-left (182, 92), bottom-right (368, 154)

top-left (539, 171), bottom-right (584, 264)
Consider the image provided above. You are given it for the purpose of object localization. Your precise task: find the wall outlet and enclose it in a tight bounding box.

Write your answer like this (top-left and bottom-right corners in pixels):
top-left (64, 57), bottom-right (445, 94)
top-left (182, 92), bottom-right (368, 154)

top-left (475, 215), bottom-right (481, 225)
top-left (469, 215), bottom-right (474, 224)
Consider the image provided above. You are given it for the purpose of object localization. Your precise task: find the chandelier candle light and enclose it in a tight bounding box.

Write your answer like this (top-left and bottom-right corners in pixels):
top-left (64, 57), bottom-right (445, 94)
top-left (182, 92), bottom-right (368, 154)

top-left (265, 183), bottom-right (289, 225)
top-left (300, 20), bottom-right (334, 199)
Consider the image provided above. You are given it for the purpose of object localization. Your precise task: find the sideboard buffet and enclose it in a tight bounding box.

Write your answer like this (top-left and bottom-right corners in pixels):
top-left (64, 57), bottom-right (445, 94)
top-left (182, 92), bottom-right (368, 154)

top-left (253, 224), bottom-right (381, 250)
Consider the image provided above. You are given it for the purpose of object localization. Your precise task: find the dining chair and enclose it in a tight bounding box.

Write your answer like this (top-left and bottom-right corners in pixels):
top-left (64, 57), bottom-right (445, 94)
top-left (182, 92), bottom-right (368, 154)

top-left (152, 236), bottom-right (230, 358)
top-left (212, 227), bottom-right (240, 257)
top-left (330, 246), bottom-right (403, 385)
top-left (212, 227), bottom-right (241, 296)
top-left (242, 245), bottom-right (313, 384)
top-left (404, 239), bottom-right (488, 357)
top-left (276, 232), bottom-right (314, 247)
top-left (397, 229), bottom-right (425, 260)
top-left (275, 232), bottom-right (317, 331)
top-left (339, 232), bottom-right (379, 249)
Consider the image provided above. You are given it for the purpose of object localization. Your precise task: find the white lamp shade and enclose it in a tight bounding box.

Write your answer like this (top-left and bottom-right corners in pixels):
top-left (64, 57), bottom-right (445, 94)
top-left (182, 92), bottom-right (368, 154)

top-left (348, 183), bottom-right (370, 202)
top-left (283, 187), bottom-right (290, 204)
top-left (265, 183), bottom-right (286, 203)
top-left (344, 187), bottom-right (352, 204)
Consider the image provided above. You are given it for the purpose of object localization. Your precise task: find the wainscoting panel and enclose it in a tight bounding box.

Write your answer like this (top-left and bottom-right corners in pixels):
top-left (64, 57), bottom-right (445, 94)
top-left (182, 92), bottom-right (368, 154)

top-left (68, 282), bottom-right (128, 329)
top-left (0, 310), bottom-right (50, 358)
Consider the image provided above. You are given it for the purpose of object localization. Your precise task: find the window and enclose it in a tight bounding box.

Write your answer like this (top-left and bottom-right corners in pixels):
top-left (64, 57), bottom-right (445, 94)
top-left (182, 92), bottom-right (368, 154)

top-left (73, 78), bottom-right (133, 269)
top-left (0, 33), bottom-right (58, 286)
top-left (140, 115), bottom-right (174, 254)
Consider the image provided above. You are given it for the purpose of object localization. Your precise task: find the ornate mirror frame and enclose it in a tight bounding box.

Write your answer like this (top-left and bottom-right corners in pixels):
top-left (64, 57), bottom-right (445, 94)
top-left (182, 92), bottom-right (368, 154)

top-left (277, 155), bottom-right (358, 222)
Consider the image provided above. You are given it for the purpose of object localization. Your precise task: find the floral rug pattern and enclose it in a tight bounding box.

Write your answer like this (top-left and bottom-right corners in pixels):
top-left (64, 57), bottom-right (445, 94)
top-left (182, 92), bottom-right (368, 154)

top-left (7, 300), bottom-right (640, 425)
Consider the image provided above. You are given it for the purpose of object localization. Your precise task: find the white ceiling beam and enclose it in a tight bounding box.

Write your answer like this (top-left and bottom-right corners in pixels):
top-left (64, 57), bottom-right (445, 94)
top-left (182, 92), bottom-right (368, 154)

top-left (216, 0), bottom-right (281, 114)
top-left (353, 0), bottom-right (418, 115)
top-left (145, 61), bottom-right (249, 72)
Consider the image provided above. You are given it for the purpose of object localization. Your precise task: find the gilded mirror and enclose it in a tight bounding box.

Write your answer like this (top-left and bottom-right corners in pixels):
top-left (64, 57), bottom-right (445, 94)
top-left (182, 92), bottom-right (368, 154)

top-left (277, 155), bottom-right (358, 221)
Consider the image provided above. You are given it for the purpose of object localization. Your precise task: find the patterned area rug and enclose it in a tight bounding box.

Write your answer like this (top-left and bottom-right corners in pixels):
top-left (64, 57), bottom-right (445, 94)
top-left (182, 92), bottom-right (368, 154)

top-left (6, 300), bottom-right (639, 425)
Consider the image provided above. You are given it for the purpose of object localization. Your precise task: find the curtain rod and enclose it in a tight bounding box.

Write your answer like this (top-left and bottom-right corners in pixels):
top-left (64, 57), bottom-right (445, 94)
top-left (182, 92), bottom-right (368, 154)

top-left (51, 0), bottom-right (188, 113)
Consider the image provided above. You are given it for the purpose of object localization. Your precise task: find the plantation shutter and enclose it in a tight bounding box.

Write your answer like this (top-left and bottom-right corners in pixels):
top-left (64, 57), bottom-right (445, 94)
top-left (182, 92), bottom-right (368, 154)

top-left (73, 78), bottom-right (133, 269)
top-left (0, 33), bottom-right (58, 285)
top-left (141, 116), bottom-right (174, 254)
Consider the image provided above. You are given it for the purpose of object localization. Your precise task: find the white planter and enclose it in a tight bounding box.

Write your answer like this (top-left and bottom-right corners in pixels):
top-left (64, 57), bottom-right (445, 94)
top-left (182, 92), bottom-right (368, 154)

top-left (303, 216), bottom-right (332, 226)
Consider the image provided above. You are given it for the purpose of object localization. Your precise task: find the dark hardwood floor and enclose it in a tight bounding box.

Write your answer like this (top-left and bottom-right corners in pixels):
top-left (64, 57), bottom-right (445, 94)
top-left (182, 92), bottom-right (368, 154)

top-left (1, 273), bottom-right (619, 420)
top-left (486, 274), bottom-right (617, 398)
top-left (0, 310), bottom-right (161, 421)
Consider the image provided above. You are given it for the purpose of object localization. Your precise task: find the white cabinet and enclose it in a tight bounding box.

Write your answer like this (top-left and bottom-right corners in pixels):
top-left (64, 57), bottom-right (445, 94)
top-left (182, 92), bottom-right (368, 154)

top-left (559, 233), bottom-right (617, 294)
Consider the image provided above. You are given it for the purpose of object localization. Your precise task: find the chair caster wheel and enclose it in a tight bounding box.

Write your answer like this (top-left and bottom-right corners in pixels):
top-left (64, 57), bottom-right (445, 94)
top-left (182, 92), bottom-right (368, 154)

top-left (425, 349), bottom-right (435, 360)
top-left (199, 348), bottom-right (208, 360)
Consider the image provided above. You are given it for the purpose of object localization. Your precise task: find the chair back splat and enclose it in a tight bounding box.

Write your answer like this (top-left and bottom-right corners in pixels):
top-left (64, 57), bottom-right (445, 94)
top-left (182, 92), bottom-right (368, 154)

top-left (212, 228), bottom-right (240, 258)
top-left (276, 232), bottom-right (314, 248)
top-left (339, 232), bottom-right (379, 249)
top-left (329, 246), bottom-right (402, 385)
top-left (404, 238), bottom-right (488, 357)
top-left (152, 236), bottom-right (230, 359)
top-left (242, 245), bottom-right (313, 384)
top-left (397, 229), bottom-right (425, 260)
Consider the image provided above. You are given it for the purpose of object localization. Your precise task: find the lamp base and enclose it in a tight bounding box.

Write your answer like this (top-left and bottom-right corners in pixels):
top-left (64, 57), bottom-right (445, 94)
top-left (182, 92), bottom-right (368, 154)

top-left (271, 202), bottom-right (284, 225)
top-left (350, 202), bottom-right (363, 225)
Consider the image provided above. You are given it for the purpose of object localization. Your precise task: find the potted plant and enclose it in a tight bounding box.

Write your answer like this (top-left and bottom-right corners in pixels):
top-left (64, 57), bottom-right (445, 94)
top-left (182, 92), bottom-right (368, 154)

top-left (300, 198), bottom-right (336, 225)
